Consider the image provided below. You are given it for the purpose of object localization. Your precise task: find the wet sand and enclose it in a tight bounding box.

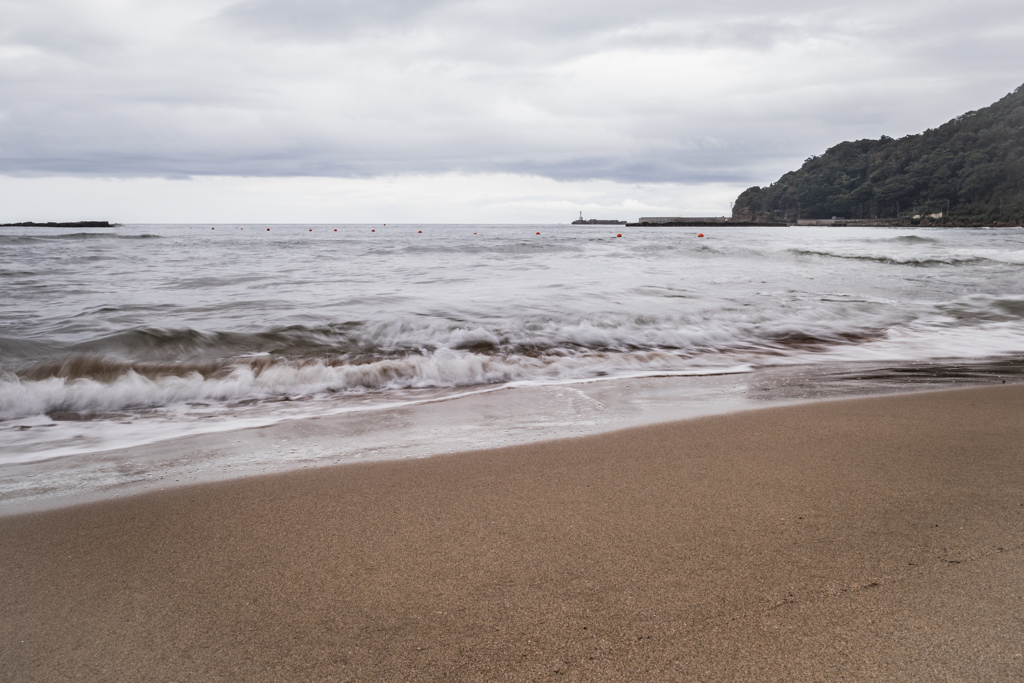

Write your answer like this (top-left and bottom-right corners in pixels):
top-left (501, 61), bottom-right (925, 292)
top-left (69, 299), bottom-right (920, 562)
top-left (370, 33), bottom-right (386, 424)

top-left (2, 385), bottom-right (1023, 681)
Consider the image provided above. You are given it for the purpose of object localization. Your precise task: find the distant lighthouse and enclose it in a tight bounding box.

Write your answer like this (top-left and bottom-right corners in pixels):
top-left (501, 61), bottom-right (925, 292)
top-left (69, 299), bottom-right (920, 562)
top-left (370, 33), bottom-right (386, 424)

top-left (572, 211), bottom-right (625, 225)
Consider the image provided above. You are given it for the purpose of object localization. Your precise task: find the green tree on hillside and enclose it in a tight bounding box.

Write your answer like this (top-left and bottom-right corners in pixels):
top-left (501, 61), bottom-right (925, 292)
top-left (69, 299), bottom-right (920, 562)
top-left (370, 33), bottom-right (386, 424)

top-left (733, 85), bottom-right (1024, 223)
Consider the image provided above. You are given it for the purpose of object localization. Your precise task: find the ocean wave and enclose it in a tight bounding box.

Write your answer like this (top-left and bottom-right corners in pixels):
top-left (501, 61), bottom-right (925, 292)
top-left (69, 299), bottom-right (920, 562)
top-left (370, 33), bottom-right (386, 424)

top-left (4, 310), bottom-right (1024, 421)
top-left (884, 235), bottom-right (939, 244)
top-left (0, 349), bottom-right (714, 420)
top-left (10, 313), bottom-right (888, 368)
top-left (51, 232), bottom-right (161, 240)
top-left (0, 232), bottom-right (159, 245)
top-left (0, 235), bottom-right (45, 245)
top-left (935, 295), bottom-right (1024, 322)
top-left (790, 248), bottom-right (996, 266)
top-left (810, 320), bottom-right (1024, 364)
top-left (10, 291), bottom-right (1024, 367)
top-left (392, 242), bottom-right (588, 256)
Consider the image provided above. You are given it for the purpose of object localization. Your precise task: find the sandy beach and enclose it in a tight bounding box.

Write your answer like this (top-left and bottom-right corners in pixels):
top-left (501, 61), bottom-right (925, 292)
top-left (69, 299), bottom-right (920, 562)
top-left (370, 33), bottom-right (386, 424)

top-left (2, 384), bottom-right (1023, 681)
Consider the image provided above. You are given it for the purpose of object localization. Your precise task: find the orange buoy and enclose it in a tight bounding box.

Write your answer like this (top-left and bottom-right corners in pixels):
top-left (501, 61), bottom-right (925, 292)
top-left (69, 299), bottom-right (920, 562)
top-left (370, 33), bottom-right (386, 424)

top-left (266, 228), bottom-right (270, 231)
top-left (616, 233), bottom-right (622, 238)
top-left (371, 229), bottom-right (375, 232)
top-left (536, 231), bottom-right (540, 235)
top-left (698, 233), bottom-right (704, 237)
top-left (309, 228), bottom-right (312, 232)
top-left (473, 232), bottom-right (477, 234)
top-left (418, 230), bottom-right (422, 233)
top-left (334, 228), bottom-right (337, 232)
top-left (211, 227), bottom-right (215, 230)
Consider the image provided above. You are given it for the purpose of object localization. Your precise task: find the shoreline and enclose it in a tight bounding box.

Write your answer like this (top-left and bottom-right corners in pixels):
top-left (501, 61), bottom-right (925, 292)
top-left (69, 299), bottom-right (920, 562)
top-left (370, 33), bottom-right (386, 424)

top-left (2, 385), bottom-right (1023, 680)
top-left (3, 360), bottom-right (1021, 517)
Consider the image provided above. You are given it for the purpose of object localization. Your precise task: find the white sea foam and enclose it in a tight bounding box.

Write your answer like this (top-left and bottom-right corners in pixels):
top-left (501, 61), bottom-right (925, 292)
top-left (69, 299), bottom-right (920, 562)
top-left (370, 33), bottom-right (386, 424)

top-left (3, 315), bottom-right (1023, 425)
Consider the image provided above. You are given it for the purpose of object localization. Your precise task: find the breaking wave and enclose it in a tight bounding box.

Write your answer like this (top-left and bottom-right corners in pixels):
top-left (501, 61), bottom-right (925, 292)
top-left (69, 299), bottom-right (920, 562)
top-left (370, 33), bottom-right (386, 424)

top-left (790, 247), bottom-right (1024, 266)
top-left (4, 293), bottom-right (1024, 421)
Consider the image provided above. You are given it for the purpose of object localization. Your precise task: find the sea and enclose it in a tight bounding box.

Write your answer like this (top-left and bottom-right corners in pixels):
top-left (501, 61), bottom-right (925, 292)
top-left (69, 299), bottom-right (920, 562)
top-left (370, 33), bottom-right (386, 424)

top-left (2, 223), bottom-right (1023, 508)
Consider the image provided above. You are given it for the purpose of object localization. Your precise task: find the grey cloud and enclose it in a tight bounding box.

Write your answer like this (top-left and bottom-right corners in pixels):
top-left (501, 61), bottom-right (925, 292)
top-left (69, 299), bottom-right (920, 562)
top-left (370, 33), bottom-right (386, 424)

top-left (0, 0), bottom-right (1022, 186)
top-left (0, 0), bottom-right (126, 61)
top-left (219, 0), bottom-right (455, 39)
top-left (216, 0), bottom-right (824, 57)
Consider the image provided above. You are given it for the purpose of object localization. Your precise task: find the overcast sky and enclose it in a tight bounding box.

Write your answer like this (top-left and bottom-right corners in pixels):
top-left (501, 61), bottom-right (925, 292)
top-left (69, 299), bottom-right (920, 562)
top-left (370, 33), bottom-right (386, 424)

top-left (1, 0), bottom-right (1022, 222)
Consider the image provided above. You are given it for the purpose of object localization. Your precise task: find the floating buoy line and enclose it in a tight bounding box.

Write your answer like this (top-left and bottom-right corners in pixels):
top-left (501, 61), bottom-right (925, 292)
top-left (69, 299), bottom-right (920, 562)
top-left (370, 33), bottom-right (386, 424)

top-left (188, 227), bottom-right (718, 240)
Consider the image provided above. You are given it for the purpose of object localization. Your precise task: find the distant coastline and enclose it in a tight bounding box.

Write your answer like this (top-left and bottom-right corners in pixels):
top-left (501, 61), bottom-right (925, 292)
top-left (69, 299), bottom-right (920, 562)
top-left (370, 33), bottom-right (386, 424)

top-left (625, 217), bottom-right (1020, 227)
top-left (0, 221), bottom-right (115, 228)
top-left (626, 218), bottom-right (788, 227)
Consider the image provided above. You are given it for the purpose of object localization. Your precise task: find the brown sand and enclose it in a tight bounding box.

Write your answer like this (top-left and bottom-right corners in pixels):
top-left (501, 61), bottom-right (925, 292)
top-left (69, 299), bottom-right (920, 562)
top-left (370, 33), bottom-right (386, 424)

top-left (2, 385), bottom-right (1024, 681)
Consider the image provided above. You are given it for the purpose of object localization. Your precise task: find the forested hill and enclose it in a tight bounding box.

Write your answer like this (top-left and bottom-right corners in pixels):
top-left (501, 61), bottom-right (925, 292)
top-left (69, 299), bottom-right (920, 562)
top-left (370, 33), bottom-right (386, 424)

top-left (732, 85), bottom-right (1024, 224)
